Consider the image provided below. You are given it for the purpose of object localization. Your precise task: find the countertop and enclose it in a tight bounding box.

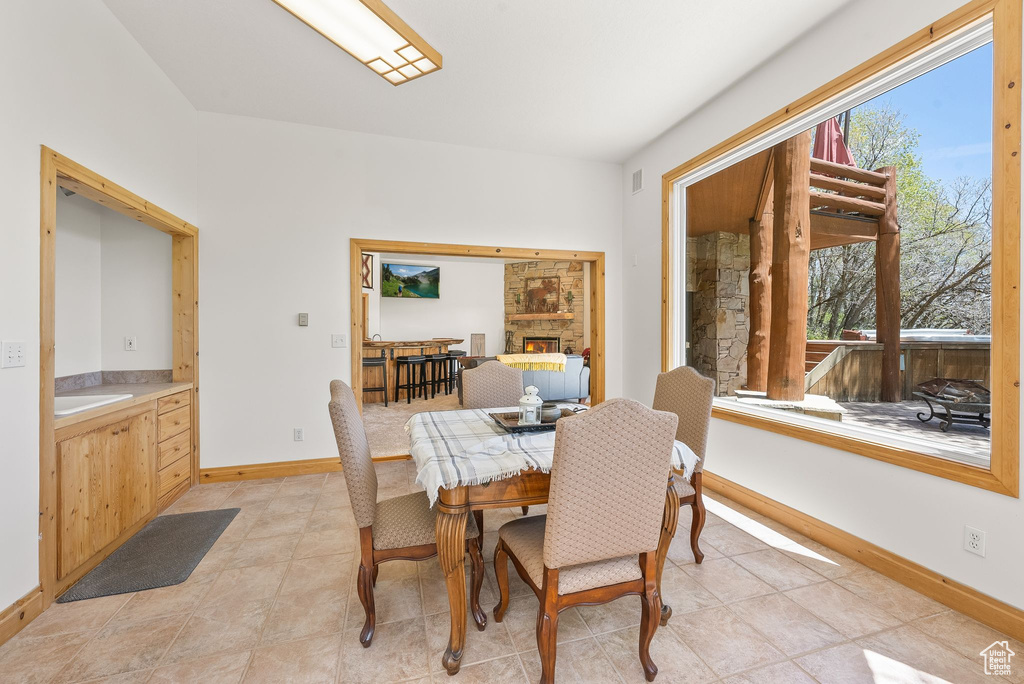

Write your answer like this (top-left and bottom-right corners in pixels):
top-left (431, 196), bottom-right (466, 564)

top-left (362, 338), bottom-right (464, 348)
top-left (54, 382), bottom-right (192, 430)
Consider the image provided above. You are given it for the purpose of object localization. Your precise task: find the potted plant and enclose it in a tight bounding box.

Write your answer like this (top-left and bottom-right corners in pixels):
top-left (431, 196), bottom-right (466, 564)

top-left (564, 289), bottom-right (574, 313)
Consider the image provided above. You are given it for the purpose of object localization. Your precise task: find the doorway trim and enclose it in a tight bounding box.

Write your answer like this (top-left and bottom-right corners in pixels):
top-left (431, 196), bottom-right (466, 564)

top-left (349, 239), bottom-right (606, 411)
top-left (39, 147), bottom-right (200, 611)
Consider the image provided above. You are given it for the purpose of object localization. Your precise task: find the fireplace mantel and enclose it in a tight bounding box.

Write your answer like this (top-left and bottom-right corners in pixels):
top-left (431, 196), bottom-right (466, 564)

top-left (507, 312), bottom-right (575, 322)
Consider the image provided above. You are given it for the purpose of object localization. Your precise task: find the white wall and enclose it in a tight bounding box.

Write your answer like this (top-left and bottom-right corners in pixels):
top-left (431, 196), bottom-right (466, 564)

top-left (55, 194), bottom-right (174, 376)
top-left (0, 0), bottom-right (197, 609)
top-left (621, 0), bottom-right (1024, 610)
top-left (100, 211), bottom-right (173, 371)
top-left (55, 194), bottom-right (103, 377)
top-left (375, 255), bottom-right (505, 356)
top-left (197, 112), bottom-right (622, 469)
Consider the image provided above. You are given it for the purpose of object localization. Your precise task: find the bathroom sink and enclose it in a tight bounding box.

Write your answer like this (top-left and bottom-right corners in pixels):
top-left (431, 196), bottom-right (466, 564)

top-left (54, 394), bottom-right (133, 417)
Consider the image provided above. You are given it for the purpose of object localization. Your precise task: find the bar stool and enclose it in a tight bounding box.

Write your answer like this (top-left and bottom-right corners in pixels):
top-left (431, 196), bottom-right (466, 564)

top-left (361, 350), bottom-right (388, 407)
top-left (395, 355), bottom-right (427, 404)
top-left (427, 354), bottom-right (450, 398)
top-left (446, 350), bottom-right (467, 394)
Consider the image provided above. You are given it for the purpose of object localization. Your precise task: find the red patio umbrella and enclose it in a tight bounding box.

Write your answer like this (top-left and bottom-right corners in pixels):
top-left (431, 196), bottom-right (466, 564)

top-left (812, 116), bottom-right (856, 166)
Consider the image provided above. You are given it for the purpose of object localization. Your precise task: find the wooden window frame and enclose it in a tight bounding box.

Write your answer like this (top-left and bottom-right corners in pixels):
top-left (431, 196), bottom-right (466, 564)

top-left (349, 239), bottom-right (606, 411)
top-left (39, 147), bottom-right (201, 608)
top-left (660, 0), bottom-right (1020, 497)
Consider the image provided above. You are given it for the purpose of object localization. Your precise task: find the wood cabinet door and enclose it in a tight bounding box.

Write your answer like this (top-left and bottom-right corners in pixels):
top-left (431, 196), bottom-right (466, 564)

top-left (57, 409), bottom-right (157, 580)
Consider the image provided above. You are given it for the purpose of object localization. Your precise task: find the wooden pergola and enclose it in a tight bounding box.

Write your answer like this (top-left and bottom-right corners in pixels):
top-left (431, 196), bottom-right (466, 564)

top-left (686, 130), bottom-right (901, 402)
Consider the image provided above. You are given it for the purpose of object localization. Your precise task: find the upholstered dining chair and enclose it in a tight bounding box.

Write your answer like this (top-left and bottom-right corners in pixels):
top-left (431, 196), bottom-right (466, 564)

top-left (462, 361), bottom-right (530, 514)
top-left (328, 380), bottom-right (485, 647)
top-left (652, 366), bottom-right (715, 566)
top-left (462, 360), bottom-right (525, 410)
top-left (492, 398), bottom-right (679, 683)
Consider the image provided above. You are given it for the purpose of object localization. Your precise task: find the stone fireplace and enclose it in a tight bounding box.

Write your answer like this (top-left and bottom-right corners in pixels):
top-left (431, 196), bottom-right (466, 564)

top-left (505, 261), bottom-right (586, 355)
top-left (523, 337), bottom-right (560, 354)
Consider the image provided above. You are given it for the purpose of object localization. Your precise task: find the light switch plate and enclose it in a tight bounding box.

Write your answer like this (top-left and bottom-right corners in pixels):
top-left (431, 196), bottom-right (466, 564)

top-left (298, 313), bottom-right (309, 327)
top-left (332, 334), bottom-right (347, 348)
top-left (1, 341), bottom-right (26, 368)
top-left (124, 336), bottom-right (137, 351)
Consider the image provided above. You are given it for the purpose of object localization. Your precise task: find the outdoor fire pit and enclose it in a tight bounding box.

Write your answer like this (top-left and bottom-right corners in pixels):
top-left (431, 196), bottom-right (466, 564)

top-left (913, 379), bottom-right (991, 432)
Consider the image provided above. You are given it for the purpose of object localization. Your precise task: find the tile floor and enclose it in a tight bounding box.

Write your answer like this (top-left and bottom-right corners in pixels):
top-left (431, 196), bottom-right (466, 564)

top-left (1, 460), bottom-right (1020, 683)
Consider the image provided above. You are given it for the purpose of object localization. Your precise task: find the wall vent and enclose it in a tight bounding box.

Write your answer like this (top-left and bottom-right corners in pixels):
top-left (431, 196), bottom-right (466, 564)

top-left (632, 168), bottom-right (644, 194)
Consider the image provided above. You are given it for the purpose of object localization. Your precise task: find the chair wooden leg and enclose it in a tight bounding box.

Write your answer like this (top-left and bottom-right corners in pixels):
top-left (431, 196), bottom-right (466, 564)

top-left (521, 506), bottom-right (529, 515)
top-left (658, 477), bottom-right (679, 627)
top-left (371, 564), bottom-right (379, 587)
top-left (473, 510), bottom-right (484, 548)
top-left (357, 528), bottom-right (376, 647)
top-left (537, 568), bottom-right (560, 684)
top-left (639, 553), bottom-right (660, 682)
top-left (690, 474), bottom-right (706, 564)
top-left (638, 552), bottom-right (663, 679)
top-left (468, 536), bottom-right (487, 630)
top-left (356, 562), bottom-right (376, 647)
top-left (492, 539), bottom-right (510, 622)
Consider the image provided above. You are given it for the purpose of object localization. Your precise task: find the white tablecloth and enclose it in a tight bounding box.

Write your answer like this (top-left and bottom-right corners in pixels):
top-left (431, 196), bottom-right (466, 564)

top-left (406, 404), bottom-right (698, 505)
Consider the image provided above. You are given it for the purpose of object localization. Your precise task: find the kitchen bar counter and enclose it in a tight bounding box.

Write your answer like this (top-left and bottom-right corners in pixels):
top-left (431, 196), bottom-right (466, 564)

top-left (362, 339), bottom-right (464, 403)
top-left (363, 338), bottom-right (464, 350)
top-left (55, 382), bottom-right (193, 429)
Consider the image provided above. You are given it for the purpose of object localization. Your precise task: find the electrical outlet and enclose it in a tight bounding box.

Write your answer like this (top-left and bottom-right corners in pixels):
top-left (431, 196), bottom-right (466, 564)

top-left (1, 341), bottom-right (26, 368)
top-left (964, 525), bottom-right (986, 557)
top-left (298, 313), bottom-right (309, 327)
top-left (293, 428), bottom-right (304, 442)
top-left (124, 336), bottom-right (137, 351)
top-left (331, 334), bottom-right (347, 348)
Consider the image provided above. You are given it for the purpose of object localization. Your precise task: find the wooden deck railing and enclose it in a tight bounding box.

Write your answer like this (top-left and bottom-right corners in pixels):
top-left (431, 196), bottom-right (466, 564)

top-left (806, 158), bottom-right (902, 401)
top-left (808, 158), bottom-right (888, 217)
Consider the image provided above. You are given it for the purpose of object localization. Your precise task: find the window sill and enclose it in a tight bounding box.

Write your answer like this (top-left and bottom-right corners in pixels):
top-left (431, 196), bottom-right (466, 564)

top-left (711, 401), bottom-right (1017, 497)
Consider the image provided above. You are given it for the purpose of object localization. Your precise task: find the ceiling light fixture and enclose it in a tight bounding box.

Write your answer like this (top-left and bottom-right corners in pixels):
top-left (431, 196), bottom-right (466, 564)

top-left (271, 0), bottom-right (442, 86)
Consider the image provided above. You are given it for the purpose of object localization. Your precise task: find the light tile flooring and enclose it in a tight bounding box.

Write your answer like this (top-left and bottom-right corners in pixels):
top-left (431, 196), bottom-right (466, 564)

top-left (1, 461), bottom-right (1020, 683)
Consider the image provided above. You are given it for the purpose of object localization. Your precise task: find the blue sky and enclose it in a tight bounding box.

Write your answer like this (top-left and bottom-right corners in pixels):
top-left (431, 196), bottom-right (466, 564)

top-left (851, 42), bottom-right (992, 183)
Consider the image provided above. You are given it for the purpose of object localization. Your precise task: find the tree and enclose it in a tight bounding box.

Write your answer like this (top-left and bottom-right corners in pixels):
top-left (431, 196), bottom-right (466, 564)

top-left (806, 104), bottom-right (992, 339)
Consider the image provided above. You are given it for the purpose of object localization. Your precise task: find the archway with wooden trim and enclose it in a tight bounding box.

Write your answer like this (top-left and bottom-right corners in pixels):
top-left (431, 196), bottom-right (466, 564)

top-left (348, 239), bottom-right (606, 411)
top-left (37, 147), bottom-right (200, 617)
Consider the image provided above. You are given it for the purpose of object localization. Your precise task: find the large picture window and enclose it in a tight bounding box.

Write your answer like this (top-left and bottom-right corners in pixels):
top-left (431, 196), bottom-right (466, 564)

top-left (661, 1), bottom-right (1019, 495)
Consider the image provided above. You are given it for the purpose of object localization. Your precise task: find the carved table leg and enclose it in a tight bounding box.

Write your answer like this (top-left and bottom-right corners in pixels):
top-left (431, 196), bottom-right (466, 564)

top-left (437, 489), bottom-right (469, 676)
top-left (657, 476), bottom-right (680, 626)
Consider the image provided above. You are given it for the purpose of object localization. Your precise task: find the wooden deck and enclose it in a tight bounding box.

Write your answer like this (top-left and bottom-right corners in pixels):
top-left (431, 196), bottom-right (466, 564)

top-left (839, 399), bottom-right (990, 458)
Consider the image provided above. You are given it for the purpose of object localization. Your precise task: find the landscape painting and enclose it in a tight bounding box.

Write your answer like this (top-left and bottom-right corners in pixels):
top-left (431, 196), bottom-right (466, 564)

top-left (381, 262), bottom-right (440, 298)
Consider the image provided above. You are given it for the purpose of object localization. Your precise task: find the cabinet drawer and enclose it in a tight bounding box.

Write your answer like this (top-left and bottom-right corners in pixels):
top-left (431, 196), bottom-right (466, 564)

top-left (158, 429), bottom-right (191, 470)
top-left (158, 453), bottom-right (190, 500)
top-left (158, 390), bottom-right (190, 415)
top-left (157, 405), bottom-right (190, 442)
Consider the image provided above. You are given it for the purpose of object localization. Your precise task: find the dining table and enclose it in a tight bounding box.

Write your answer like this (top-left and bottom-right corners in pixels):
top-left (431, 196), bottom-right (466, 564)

top-left (406, 403), bottom-right (698, 675)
